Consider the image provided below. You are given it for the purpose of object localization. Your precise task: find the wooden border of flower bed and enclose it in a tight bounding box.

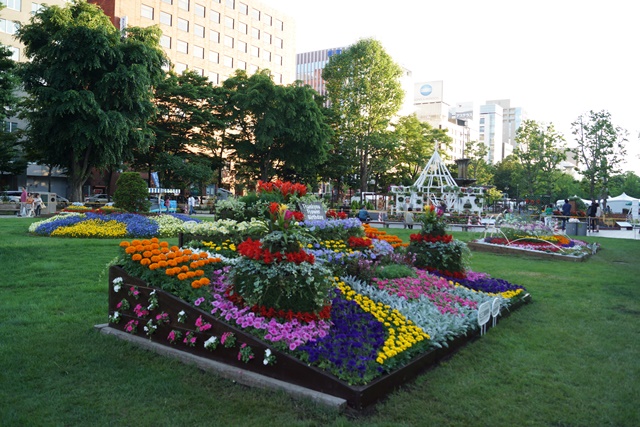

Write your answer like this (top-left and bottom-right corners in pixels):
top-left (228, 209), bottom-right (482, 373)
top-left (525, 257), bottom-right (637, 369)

top-left (103, 265), bottom-right (530, 409)
top-left (467, 240), bottom-right (591, 262)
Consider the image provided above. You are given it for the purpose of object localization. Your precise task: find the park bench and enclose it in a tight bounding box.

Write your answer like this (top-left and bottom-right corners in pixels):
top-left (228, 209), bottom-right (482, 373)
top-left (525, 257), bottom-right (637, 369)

top-left (0, 202), bottom-right (20, 215)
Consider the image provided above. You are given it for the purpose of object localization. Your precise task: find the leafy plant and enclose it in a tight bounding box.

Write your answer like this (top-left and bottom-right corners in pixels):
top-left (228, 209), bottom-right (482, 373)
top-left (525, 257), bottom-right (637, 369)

top-left (113, 172), bottom-right (151, 213)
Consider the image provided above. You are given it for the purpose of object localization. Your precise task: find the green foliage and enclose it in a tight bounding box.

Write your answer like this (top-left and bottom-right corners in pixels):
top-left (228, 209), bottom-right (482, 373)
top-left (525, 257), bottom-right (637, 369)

top-left (465, 140), bottom-right (495, 185)
top-left (323, 38), bottom-right (404, 192)
top-left (113, 172), bottom-right (151, 213)
top-left (373, 263), bottom-right (417, 280)
top-left (514, 120), bottom-right (566, 201)
top-left (0, 33), bottom-right (27, 175)
top-left (572, 110), bottom-right (628, 202)
top-left (16, 1), bottom-right (167, 201)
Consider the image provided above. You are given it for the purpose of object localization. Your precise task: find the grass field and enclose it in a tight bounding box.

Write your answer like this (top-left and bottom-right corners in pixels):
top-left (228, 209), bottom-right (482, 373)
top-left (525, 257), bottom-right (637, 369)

top-left (0, 218), bottom-right (638, 426)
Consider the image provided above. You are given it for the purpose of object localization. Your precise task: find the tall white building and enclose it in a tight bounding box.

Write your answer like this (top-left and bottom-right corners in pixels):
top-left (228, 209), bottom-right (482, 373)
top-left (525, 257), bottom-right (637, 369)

top-left (479, 103), bottom-right (504, 164)
top-left (486, 99), bottom-right (527, 154)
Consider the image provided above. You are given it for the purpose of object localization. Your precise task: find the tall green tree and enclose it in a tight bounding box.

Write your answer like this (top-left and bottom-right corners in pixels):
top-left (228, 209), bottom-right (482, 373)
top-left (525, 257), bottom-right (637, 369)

top-left (135, 70), bottom-right (217, 192)
top-left (572, 110), bottom-right (627, 204)
top-left (16, 0), bottom-right (166, 201)
top-left (493, 155), bottom-right (522, 196)
top-left (323, 38), bottom-right (404, 192)
top-left (391, 114), bottom-right (452, 186)
top-left (0, 5), bottom-right (27, 177)
top-left (226, 70), bottom-right (331, 186)
top-left (465, 140), bottom-right (494, 185)
top-left (513, 120), bottom-right (566, 201)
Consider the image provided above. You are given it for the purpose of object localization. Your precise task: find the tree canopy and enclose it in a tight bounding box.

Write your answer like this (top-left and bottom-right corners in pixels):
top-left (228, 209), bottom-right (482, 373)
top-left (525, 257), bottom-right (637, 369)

top-left (323, 38), bottom-right (404, 193)
top-left (16, 0), bottom-right (167, 201)
top-left (572, 110), bottom-right (627, 204)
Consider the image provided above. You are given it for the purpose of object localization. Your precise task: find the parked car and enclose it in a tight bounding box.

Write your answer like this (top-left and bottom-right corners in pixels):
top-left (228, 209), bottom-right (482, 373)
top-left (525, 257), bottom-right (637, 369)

top-left (85, 194), bottom-right (111, 204)
top-left (1, 191), bottom-right (20, 203)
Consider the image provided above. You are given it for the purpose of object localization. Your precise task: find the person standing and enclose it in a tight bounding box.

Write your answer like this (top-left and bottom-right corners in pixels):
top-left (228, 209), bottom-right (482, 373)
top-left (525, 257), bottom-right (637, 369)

top-left (404, 207), bottom-right (414, 229)
top-left (187, 194), bottom-right (196, 215)
top-left (26, 193), bottom-right (35, 217)
top-left (543, 204), bottom-right (554, 227)
top-left (164, 196), bottom-right (171, 213)
top-left (593, 202), bottom-right (603, 232)
top-left (561, 199), bottom-right (572, 231)
top-left (33, 193), bottom-right (43, 217)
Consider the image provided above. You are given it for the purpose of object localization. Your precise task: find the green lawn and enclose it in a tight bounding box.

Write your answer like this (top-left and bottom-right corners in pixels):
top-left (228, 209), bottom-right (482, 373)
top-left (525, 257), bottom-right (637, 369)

top-left (0, 218), bottom-right (638, 426)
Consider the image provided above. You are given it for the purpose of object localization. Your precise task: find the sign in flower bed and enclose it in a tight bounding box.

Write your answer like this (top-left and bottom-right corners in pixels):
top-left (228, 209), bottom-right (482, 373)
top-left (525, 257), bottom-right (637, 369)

top-left (104, 182), bottom-right (529, 408)
top-left (469, 222), bottom-right (597, 261)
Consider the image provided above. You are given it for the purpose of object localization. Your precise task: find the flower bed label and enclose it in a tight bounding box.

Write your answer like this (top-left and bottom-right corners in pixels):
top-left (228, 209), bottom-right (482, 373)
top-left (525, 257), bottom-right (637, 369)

top-left (299, 202), bottom-right (326, 221)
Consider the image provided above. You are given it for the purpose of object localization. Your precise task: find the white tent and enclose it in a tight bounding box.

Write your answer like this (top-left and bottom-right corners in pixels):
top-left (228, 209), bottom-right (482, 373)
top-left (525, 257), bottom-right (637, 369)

top-left (606, 193), bottom-right (640, 214)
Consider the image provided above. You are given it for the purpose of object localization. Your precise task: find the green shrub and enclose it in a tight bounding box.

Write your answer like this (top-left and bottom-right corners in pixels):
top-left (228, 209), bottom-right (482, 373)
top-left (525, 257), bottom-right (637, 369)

top-left (113, 172), bottom-right (151, 213)
top-left (373, 264), bottom-right (417, 279)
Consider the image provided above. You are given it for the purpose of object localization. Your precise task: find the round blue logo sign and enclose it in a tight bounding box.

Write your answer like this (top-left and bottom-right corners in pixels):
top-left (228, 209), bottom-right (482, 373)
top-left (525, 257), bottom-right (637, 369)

top-left (419, 84), bottom-right (433, 96)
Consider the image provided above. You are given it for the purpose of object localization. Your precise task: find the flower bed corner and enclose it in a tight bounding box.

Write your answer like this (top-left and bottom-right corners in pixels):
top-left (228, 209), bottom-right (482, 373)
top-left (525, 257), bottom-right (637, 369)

top-left (106, 265), bottom-right (529, 409)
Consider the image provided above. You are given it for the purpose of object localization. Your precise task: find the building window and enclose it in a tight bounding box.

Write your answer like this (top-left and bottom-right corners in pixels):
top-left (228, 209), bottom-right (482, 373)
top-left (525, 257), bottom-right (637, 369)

top-left (223, 55), bottom-right (233, 68)
top-left (31, 2), bottom-right (43, 14)
top-left (178, 0), bottom-right (189, 11)
top-left (238, 2), bottom-right (248, 14)
top-left (225, 0), bottom-right (234, 8)
top-left (262, 13), bottom-right (271, 25)
top-left (161, 0), bottom-right (172, 3)
top-left (274, 37), bottom-right (283, 48)
top-left (0, 19), bottom-right (20, 35)
top-left (237, 40), bottom-right (246, 53)
top-left (160, 34), bottom-right (171, 48)
top-left (263, 50), bottom-right (271, 61)
top-left (8, 46), bottom-right (19, 61)
top-left (175, 62), bottom-right (187, 74)
top-left (479, 117), bottom-right (485, 124)
top-left (274, 54), bottom-right (282, 66)
top-left (176, 40), bottom-right (188, 53)
top-left (248, 64), bottom-right (258, 74)
top-left (4, 121), bottom-right (19, 132)
top-left (274, 19), bottom-right (283, 31)
top-left (210, 30), bottom-right (220, 42)
top-left (194, 24), bottom-right (205, 37)
top-left (250, 45), bottom-right (259, 57)
top-left (208, 50), bottom-right (219, 63)
top-left (210, 10), bottom-right (220, 24)
top-left (250, 8), bottom-right (260, 20)
top-left (192, 67), bottom-right (204, 76)
top-left (263, 32), bottom-right (271, 44)
top-left (224, 16), bottom-right (234, 29)
top-left (159, 12), bottom-right (172, 26)
top-left (251, 27), bottom-right (259, 39)
top-left (208, 72), bottom-right (219, 84)
top-left (141, 4), bottom-right (154, 20)
top-left (237, 59), bottom-right (246, 70)
top-left (177, 18), bottom-right (189, 32)
top-left (479, 126), bottom-right (485, 132)
top-left (193, 45), bottom-right (204, 58)
top-left (238, 21), bottom-right (247, 34)
top-left (224, 35), bottom-right (234, 48)
top-left (194, 3), bottom-right (205, 17)
top-left (3, 0), bottom-right (21, 11)
top-left (273, 72), bottom-right (282, 84)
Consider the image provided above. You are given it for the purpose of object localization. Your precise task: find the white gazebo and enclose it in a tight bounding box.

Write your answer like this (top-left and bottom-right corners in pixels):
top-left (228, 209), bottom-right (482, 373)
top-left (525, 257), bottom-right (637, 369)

top-left (390, 149), bottom-right (485, 214)
top-left (606, 192), bottom-right (640, 214)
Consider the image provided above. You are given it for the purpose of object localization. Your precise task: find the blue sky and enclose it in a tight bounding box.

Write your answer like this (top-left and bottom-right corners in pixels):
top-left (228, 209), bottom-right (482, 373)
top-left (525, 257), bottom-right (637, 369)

top-left (263, 0), bottom-right (640, 174)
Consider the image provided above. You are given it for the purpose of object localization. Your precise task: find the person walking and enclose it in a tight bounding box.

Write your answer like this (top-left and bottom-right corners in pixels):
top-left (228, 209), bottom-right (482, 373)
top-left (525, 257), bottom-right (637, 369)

top-left (19, 186), bottom-right (28, 217)
top-left (561, 199), bottom-right (572, 231)
top-left (33, 193), bottom-right (43, 217)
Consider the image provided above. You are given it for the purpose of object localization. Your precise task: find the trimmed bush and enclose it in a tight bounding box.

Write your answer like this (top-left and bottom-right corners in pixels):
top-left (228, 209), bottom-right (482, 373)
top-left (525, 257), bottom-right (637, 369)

top-left (113, 172), bottom-right (151, 213)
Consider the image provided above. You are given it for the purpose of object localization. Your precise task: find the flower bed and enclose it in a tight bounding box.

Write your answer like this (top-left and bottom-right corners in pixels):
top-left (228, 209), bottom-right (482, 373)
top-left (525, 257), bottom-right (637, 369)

top-left (469, 222), bottom-right (597, 261)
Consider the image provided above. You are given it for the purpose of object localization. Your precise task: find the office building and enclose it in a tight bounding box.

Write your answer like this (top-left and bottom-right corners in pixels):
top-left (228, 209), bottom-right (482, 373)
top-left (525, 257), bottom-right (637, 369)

top-left (486, 99), bottom-right (527, 153)
top-left (90, 0), bottom-right (296, 85)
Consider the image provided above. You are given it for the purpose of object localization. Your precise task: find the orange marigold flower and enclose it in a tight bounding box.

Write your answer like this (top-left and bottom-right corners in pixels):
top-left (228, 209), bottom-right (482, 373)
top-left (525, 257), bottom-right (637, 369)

top-left (151, 256), bottom-right (159, 263)
top-left (195, 269), bottom-right (205, 276)
top-left (190, 262), bottom-right (199, 269)
top-left (191, 280), bottom-right (202, 289)
top-left (181, 265), bottom-right (189, 272)
top-left (199, 277), bottom-right (210, 286)
top-left (140, 258), bottom-right (151, 266)
top-left (143, 251), bottom-right (153, 258)
top-left (131, 240), bottom-right (142, 246)
top-left (177, 273), bottom-right (187, 281)
top-left (151, 237), bottom-right (159, 243)
top-left (152, 249), bottom-right (161, 255)
top-left (161, 247), bottom-right (170, 253)
top-left (142, 240), bottom-right (151, 245)
top-left (191, 254), bottom-right (200, 260)
top-left (160, 242), bottom-right (169, 247)
top-left (183, 249), bottom-right (192, 255)
top-left (211, 257), bottom-right (222, 263)
top-left (151, 243), bottom-right (160, 250)
top-left (135, 245), bottom-right (145, 252)
top-left (199, 252), bottom-right (209, 259)
top-left (158, 261), bottom-right (168, 268)
top-left (186, 271), bottom-right (196, 278)
top-left (166, 268), bottom-right (176, 276)
top-left (167, 260), bottom-right (177, 267)
top-left (119, 241), bottom-right (130, 247)
top-left (125, 246), bottom-right (137, 254)
top-left (166, 252), bottom-right (176, 259)
top-left (132, 254), bottom-right (142, 261)
top-left (170, 246), bottom-right (179, 252)
top-left (149, 263), bottom-right (160, 270)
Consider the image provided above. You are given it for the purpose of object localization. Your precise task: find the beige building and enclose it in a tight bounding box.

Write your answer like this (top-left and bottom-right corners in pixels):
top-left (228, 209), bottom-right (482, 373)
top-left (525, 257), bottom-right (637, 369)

top-left (89, 0), bottom-right (296, 85)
